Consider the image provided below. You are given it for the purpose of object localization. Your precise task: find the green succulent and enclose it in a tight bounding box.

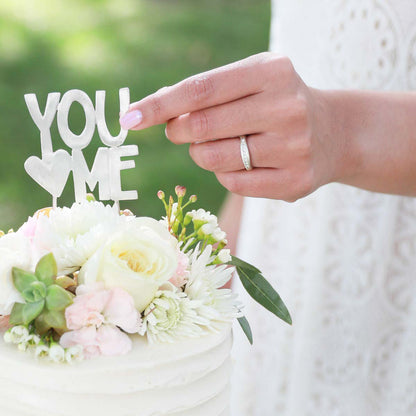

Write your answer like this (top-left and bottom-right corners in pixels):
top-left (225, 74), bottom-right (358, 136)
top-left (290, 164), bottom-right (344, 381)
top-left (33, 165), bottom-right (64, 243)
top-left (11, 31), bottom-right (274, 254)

top-left (9, 253), bottom-right (74, 334)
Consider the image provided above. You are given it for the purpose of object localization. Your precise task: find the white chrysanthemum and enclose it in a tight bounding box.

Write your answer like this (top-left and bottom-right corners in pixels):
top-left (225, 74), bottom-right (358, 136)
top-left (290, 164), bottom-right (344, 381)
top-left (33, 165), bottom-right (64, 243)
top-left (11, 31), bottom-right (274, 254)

top-left (141, 289), bottom-right (203, 343)
top-left (32, 201), bottom-right (127, 274)
top-left (185, 245), bottom-right (243, 330)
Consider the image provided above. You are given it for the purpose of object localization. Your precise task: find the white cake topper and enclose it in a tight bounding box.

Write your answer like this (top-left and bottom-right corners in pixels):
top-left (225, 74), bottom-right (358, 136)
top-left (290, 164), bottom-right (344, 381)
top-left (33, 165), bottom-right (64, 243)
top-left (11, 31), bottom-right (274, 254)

top-left (24, 88), bottom-right (138, 209)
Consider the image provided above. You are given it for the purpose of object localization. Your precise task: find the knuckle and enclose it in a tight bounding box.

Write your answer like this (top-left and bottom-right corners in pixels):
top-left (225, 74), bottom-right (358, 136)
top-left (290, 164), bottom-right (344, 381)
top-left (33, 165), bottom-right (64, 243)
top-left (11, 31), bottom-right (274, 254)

top-left (268, 54), bottom-right (293, 72)
top-left (201, 144), bottom-right (223, 171)
top-left (165, 121), bottom-right (178, 143)
top-left (294, 95), bottom-right (309, 121)
top-left (253, 51), bottom-right (272, 64)
top-left (293, 133), bottom-right (313, 158)
top-left (189, 110), bottom-right (209, 138)
top-left (278, 55), bottom-right (295, 74)
top-left (185, 75), bottom-right (214, 104)
top-left (148, 93), bottom-right (163, 119)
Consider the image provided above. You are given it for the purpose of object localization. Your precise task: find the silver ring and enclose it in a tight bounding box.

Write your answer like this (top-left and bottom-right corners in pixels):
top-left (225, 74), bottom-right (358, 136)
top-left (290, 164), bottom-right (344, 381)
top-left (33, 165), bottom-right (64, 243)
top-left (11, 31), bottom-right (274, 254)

top-left (240, 135), bottom-right (253, 171)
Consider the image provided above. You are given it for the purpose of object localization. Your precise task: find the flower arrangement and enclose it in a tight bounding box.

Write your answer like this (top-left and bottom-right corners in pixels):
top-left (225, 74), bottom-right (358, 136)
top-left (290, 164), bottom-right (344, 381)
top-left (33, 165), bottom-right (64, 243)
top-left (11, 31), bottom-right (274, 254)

top-left (0, 187), bottom-right (291, 363)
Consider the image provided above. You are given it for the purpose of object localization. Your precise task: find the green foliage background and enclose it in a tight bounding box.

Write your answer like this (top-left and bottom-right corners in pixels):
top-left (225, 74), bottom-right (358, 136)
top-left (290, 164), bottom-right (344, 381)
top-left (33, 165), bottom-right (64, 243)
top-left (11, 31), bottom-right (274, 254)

top-left (0, 0), bottom-right (270, 229)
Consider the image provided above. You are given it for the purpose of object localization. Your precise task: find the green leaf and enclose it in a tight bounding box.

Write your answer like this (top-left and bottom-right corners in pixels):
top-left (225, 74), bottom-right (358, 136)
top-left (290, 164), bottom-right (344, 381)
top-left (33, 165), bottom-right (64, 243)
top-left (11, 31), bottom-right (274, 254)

top-left (9, 303), bottom-right (25, 326)
top-left (21, 281), bottom-right (47, 303)
top-left (34, 313), bottom-right (51, 335)
top-left (22, 300), bottom-right (45, 325)
top-left (12, 268), bottom-right (38, 293)
top-left (35, 253), bottom-right (57, 286)
top-left (238, 316), bottom-right (253, 345)
top-left (229, 256), bottom-right (292, 325)
top-left (42, 309), bottom-right (67, 330)
top-left (228, 256), bottom-right (261, 273)
top-left (45, 285), bottom-right (73, 311)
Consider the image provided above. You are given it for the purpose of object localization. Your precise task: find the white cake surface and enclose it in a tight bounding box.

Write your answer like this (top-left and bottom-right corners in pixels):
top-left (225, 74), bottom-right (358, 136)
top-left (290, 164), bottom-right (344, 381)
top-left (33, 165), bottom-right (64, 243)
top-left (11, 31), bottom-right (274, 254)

top-left (0, 325), bottom-right (232, 416)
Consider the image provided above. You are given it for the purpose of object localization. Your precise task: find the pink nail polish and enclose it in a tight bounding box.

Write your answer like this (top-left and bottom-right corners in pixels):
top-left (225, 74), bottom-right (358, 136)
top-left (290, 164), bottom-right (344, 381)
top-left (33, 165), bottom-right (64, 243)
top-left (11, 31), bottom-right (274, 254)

top-left (120, 110), bottom-right (143, 129)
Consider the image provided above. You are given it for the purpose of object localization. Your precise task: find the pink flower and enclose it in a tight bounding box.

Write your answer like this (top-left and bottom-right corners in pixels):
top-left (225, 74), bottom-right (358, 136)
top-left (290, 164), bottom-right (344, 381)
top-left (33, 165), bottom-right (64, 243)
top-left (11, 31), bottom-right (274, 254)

top-left (169, 251), bottom-right (189, 288)
top-left (61, 284), bottom-right (141, 358)
top-left (65, 284), bottom-right (141, 333)
top-left (96, 325), bottom-right (132, 356)
top-left (60, 326), bottom-right (132, 358)
top-left (60, 326), bottom-right (100, 358)
top-left (104, 287), bottom-right (142, 333)
top-left (19, 216), bottom-right (39, 241)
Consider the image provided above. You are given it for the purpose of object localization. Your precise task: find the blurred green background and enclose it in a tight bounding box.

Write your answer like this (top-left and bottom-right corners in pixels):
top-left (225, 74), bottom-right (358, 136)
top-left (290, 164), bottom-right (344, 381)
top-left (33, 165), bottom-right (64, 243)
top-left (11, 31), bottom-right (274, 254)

top-left (0, 0), bottom-right (270, 229)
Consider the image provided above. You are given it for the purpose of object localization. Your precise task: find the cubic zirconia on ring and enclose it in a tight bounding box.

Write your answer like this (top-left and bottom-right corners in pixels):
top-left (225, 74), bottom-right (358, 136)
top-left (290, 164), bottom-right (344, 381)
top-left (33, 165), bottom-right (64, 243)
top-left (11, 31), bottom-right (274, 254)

top-left (240, 135), bottom-right (253, 171)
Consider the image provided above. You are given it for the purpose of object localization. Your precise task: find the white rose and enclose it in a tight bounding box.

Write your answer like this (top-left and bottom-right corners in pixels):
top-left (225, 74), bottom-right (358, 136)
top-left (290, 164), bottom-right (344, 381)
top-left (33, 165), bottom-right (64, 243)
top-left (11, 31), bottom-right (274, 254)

top-left (0, 233), bottom-right (33, 315)
top-left (79, 217), bottom-right (178, 312)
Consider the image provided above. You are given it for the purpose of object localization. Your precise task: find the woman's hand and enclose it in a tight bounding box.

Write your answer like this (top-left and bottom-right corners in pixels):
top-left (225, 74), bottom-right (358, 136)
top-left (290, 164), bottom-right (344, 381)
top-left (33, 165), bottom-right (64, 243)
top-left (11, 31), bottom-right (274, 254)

top-left (120, 52), bottom-right (416, 199)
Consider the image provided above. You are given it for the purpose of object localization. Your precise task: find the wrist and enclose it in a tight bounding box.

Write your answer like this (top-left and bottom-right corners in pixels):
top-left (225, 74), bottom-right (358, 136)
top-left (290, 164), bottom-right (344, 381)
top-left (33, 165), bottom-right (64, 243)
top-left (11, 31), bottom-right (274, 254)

top-left (312, 88), bottom-right (364, 185)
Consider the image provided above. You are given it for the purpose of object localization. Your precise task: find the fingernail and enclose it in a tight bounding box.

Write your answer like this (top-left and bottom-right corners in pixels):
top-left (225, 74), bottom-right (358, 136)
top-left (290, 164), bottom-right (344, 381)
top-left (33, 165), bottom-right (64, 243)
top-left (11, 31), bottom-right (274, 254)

top-left (120, 110), bottom-right (143, 130)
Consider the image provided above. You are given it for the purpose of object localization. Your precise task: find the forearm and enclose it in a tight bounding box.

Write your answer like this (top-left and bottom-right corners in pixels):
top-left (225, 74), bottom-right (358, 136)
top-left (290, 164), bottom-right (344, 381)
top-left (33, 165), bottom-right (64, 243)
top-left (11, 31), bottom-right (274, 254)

top-left (319, 89), bottom-right (416, 195)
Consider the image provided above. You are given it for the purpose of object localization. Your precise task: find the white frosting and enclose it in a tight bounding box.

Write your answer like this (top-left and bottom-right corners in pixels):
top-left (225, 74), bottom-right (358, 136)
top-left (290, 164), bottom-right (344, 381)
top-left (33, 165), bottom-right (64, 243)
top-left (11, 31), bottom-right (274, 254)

top-left (0, 326), bottom-right (232, 416)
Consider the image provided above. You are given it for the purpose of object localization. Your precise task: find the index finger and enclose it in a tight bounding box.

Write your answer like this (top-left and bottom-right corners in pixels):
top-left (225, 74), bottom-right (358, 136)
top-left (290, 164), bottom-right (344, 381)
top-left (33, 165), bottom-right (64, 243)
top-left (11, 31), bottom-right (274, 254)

top-left (121, 53), bottom-right (271, 131)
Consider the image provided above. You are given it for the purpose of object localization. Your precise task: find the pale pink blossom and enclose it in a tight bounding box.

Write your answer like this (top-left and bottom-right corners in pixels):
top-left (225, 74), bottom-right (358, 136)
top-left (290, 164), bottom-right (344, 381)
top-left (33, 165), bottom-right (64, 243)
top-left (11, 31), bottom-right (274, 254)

top-left (169, 251), bottom-right (189, 288)
top-left (104, 287), bottom-right (141, 333)
top-left (19, 216), bottom-right (39, 241)
top-left (95, 325), bottom-right (132, 356)
top-left (60, 326), bottom-right (100, 358)
top-left (61, 284), bottom-right (141, 358)
top-left (60, 325), bottom-right (132, 358)
top-left (65, 284), bottom-right (141, 333)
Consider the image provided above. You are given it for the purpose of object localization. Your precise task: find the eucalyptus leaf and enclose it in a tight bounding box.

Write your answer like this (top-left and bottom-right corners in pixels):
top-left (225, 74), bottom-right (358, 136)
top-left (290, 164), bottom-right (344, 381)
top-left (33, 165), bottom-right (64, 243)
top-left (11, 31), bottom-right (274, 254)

top-left (237, 316), bottom-right (253, 345)
top-left (45, 285), bottom-right (73, 311)
top-left (35, 253), bottom-right (57, 286)
top-left (22, 281), bottom-right (47, 303)
top-left (228, 256), bottom-right (261, 273)
top-left (229, 256), bottom-right (292, 325)
top-left (9, 303), bottom-right (25, 326)
top-left (22, 300), bottom-right (45, 325)
top-left (12, 268), bottom-right (38, 294)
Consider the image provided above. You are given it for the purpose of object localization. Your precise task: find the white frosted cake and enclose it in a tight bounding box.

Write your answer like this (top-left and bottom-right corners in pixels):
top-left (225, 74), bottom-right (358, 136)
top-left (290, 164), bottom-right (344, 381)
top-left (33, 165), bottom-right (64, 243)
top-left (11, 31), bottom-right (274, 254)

top-left (0, 192), bottom-right (241, 416)
top-left (0, 325), bottom-right (232, 416)
top-left (0, 87), bottom-right (290, 416)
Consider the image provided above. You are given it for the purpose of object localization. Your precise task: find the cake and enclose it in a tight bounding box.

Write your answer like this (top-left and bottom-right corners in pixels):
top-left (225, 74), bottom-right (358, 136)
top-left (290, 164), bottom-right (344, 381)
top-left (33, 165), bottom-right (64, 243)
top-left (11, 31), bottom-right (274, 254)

top-left (0, 191), bottom-right (240, 416)
top-left (0, 87), bottom-right (290, 416)
top-left (0, 325), bottom-right (232, 416)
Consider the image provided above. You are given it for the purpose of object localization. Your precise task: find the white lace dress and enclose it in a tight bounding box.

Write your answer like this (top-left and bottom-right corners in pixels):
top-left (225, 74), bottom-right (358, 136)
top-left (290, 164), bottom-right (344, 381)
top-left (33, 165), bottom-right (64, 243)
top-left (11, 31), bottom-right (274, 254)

top-left (231, 1), bottom-right (416, 415)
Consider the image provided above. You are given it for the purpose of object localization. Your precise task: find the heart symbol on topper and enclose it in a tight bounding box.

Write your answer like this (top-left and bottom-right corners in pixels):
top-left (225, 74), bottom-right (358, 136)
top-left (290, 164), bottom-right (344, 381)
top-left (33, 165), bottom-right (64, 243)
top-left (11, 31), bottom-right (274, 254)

top-left (24, 150), bottom-right (72, 197)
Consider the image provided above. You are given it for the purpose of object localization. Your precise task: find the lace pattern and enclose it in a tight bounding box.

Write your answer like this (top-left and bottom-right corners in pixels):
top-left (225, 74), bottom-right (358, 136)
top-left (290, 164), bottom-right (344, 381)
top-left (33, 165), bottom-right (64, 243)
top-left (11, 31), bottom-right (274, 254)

top-left (231, 2), bottom-right (416, 412)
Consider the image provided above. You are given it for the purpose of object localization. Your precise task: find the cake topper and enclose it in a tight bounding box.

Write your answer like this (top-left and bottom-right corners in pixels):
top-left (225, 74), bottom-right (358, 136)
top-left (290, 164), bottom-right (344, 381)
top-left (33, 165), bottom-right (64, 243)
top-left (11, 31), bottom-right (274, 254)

top-left (23, 88), bottom-right (138, 209)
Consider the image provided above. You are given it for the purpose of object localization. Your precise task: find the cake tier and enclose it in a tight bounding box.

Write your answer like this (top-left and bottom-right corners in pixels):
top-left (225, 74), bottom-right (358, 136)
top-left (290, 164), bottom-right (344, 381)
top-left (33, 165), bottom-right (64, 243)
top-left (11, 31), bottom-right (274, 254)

top-left (0, 325), bottom-right (232, 416)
